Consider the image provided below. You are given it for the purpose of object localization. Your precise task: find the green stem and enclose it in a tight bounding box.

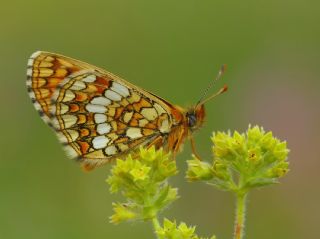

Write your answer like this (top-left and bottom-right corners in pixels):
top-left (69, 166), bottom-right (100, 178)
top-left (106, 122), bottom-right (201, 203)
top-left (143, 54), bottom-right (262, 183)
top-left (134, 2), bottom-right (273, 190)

top-left (234, 192), bottom-right (247, 239)
top-left (152, 217), bottom-right (163, 239)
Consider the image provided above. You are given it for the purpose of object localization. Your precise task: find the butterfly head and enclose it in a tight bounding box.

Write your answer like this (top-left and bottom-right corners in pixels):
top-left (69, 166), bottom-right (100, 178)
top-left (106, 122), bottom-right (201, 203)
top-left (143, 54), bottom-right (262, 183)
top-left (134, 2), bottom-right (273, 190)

top-left (186, 65), bottom-right (228, 131)
top-left (186, 104), bottom-right (206, 131)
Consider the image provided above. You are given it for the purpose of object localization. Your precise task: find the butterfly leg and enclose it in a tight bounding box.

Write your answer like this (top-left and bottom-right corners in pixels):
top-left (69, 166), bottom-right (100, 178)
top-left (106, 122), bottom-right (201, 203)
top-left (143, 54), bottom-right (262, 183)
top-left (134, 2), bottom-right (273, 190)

top-left (172, 128), bottom-right (186, 158)
top-left (146, 135), bottom-right (164, 149)
top-left (190, 136), bottom-right (202, 160)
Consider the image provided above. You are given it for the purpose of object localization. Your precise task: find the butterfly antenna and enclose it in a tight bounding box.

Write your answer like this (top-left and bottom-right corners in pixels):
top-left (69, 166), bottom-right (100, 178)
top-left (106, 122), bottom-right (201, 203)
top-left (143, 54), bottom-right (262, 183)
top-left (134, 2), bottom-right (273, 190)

top-left (195, 64), bottom-right (227, 108)
top-left (197, 84), bottom-right (228, 106)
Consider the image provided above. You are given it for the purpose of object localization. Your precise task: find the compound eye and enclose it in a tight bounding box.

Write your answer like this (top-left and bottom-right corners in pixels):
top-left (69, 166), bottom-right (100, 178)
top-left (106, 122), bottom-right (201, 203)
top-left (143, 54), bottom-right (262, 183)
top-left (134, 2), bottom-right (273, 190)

top-left (187, 113), bottom-right (197, 127)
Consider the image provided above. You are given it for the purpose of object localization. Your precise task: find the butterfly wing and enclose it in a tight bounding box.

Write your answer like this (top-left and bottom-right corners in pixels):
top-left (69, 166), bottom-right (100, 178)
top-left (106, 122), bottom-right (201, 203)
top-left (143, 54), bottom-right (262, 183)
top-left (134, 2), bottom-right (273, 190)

top-left (27, 51), bottom-right (182, 169)
top-left (27, 51), bottom-right (92, 123)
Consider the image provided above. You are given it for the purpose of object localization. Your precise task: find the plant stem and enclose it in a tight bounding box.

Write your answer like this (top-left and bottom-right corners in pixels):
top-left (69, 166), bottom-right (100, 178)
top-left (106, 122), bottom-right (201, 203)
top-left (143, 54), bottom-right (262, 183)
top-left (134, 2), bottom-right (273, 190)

top-left (234, 192), bottom-right (247, 239)
top-left (152, 217), bottom-right (163, 239)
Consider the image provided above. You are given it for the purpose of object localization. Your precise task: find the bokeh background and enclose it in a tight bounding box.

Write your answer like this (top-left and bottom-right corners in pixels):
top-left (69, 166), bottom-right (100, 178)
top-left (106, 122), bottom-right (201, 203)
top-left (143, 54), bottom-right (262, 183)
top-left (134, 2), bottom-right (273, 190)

top-left (1, 0), bottom-right (319, 238)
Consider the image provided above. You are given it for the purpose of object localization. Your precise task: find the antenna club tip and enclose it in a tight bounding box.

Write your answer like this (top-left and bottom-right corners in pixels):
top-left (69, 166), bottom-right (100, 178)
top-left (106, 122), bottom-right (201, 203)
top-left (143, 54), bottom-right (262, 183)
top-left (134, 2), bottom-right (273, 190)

top-left (222, 84), bottom-right (228, 93)
top-left (221, 64), bottom-right (227, 73)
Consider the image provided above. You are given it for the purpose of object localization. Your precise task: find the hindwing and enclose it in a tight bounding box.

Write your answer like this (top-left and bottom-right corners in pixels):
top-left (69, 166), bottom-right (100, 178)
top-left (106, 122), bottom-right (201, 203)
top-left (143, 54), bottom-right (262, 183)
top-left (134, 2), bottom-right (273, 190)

top-left (27, 51), bottom-right (183, 169)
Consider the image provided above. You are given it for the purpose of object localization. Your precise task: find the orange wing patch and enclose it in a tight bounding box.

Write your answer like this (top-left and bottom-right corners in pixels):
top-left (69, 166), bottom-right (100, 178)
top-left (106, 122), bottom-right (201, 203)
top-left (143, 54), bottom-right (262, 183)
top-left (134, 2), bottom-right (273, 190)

top-left (26, 52), bottom-right (83, 123)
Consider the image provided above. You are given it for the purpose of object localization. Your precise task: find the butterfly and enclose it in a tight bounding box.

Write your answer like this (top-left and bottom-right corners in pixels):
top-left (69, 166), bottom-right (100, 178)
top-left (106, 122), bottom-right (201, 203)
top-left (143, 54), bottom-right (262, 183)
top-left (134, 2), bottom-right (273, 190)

top-left (26, 51), bottom-right (227, 170)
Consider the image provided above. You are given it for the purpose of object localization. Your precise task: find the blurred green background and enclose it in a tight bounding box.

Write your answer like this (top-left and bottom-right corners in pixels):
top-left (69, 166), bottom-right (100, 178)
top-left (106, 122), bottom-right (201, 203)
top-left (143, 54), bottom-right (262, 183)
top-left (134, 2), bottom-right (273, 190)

top-left (1, 0), bottom-right (319, 238)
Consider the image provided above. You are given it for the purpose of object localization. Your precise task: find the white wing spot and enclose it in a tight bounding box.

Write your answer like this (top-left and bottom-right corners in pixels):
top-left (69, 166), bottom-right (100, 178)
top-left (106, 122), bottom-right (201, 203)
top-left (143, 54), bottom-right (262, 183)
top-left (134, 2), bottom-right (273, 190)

top-left (26, 78), bottom-right (32, 87)
top-left (82, 75), bottom-right (96, 82)
top-left (27, 58), bottom-right (34, 67)
top-left (27, 68), bottom-right (33, 77)
top-left (97, 123), bottom-right (111, 135)
top-left (94, 113), bottom-right (107, 123)
top-left (91, 96), bottom-right (111, 106)
top-left (105, 90), bottom-right (122, 101)
top-left (92, 136), bottom-right (109, 149)
top-left (86, 104), bottom-right (107, 113)
top-left (105, 145), bottom-right (117, 155)
top-left (69, 81), bottom-right (86, 91)
top-left (111, 82), bottom-right (130, 97)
